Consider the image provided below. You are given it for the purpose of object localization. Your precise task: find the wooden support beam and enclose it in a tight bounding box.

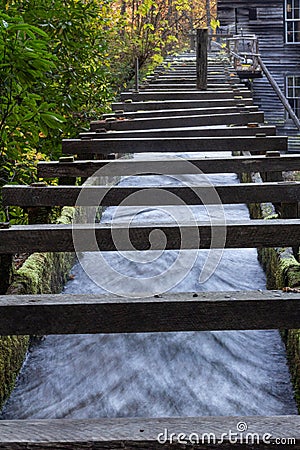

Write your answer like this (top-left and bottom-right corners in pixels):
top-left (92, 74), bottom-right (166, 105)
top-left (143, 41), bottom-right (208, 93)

top-left (81, 124), bottom-right (274, 140)
top-left (0, 290), bottom-right (299, 335)
top-left (0, 416), bottom-right (298, 448)
top-left (1, 219), bottom-right (300, 253)
top-left (0, 254), bottom-right (12, 294)
top-left (147, 77), bottom-right (240, 83)
top-left (144, 82), bottom-right (239, 88)
top-left (37, 154), bottom-right (300, 179)
top-left (111, 99), bottom-right (253, 111)
top-left (190, 29), bottom-right (207, 91)
top-left (264, 151), bottom-right (283, 183)
top-left (102, 106), bottom-right (259, 120)
top-left (139, 85), bottom-right (238, 91)
top-left (4, 182), bottom-right (300, 208)
top-left (62, 136), bottom-right (287, 155)
top-left (26, 182), bottom-right (52, 225)
top-left (88, 112), bottom-right (265, 131)
top-left (119, 91), bottom-right (252, 101)
top-left (139, 82), bottom-right (236, 88)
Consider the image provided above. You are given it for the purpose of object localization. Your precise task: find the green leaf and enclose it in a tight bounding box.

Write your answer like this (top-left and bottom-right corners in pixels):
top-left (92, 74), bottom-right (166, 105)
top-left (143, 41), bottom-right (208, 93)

top-left (40, 113), bottom-right (65, 129)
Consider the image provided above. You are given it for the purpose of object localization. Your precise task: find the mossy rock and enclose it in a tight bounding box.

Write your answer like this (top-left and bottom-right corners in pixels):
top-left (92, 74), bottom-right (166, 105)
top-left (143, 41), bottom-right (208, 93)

top-left (0, 336), bottom-right (29, 408)
top-left (285, 330), bottom-right (300, 410)
top-left (0, 206), bottom-right (76, 409)
top-left (242, 170), bottom-right (300, 412)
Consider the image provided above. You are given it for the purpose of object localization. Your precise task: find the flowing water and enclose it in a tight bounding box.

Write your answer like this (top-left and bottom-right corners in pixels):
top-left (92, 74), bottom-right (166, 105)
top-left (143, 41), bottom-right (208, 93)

top-left (1, 151), bottom-right (297, 419)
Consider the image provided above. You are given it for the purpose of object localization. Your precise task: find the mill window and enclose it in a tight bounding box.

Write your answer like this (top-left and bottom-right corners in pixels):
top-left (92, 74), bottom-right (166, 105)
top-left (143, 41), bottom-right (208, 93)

top-left (285, 0), bottom-right (300, 43)
top-left (286, 75), bottom-right (300, 117)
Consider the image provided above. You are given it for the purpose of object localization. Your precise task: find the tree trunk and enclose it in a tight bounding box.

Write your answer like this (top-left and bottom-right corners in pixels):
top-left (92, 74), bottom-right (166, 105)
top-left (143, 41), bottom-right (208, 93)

top-left (206, 0), bottom-right (211, 29)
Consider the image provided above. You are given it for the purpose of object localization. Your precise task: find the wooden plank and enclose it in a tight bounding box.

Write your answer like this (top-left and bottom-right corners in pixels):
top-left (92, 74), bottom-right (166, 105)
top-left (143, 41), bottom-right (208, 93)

top-left (0, 290), bottom-right (299, 335)
top-left (111, 99), bottom-right (254, 111)
top-left (147, 77), bottom-right (239, 83)
top-left (4, 182), bottom-right (300, 207)
top-left (37, 154), bottom-right (300, 179)
top-left (119, 91), bottom-right (252, 101)
top-left (144, 81), bottom-right (240, 87)
top-left (88, 112), bottom-right (265, 131)
top-left (102, 106), bottom-right (260, 120)
top-left (62, 136), bottom-right (287, 155)
top-left (139, 85), bottom-right (236, 90)
top-left (81, 124), bottom-right (274, 140)
top-left (2, 219), bottom-right (300, 253)
top-left (0, 416), bottom-right (298, 449)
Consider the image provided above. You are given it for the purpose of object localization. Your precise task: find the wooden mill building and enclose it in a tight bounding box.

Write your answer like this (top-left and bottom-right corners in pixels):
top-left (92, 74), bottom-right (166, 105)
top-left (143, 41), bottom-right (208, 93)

top-left (217, 0), bottom-right (300, 150)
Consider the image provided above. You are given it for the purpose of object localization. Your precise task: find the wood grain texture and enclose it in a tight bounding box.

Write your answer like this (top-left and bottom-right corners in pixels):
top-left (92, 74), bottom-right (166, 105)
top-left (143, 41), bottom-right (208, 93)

top-left (4, 182), bottom-right (300, 207)
top-left (87, 113), bottom-right (265, 131)
top-left (62, 136), bottom-right (287, 155)
top-left (111, 99), bottom-right (253, 111)
top-left (37, 154), bottom-right (300, 179)
top-left (147, 77), bottom-right (239, 83)
top-left (0, 290), bottom-right (299, 335)
top-left (119, 91), bottom-right (252, 101)
top-left (1, 219), bottom-right (300, 253)
top-left (101, 106), bottom-right (259, 120)
top-left (139, 84), bottom-right (235, 90)
top-left (197, 28), bottom-right (208, 90)
top-left (0, 416), bottom-right (298, 449)
top-left (82, 124), bottom-right (274, 140)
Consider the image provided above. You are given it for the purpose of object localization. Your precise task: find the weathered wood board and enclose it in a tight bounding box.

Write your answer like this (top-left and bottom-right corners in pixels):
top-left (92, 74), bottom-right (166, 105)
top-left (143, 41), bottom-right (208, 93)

top-left (62, 136), bottom-right (287, 155)
top-left (3, 182), bottom-right (300, 207)
top-left (1, 220), bottom-right (300, 253)
top-left (0, 416), bottom-right (298, 449)
top-left (0, 290), bottom-right (299, 335)
top-left (37, 154), bottom-right (300, 179)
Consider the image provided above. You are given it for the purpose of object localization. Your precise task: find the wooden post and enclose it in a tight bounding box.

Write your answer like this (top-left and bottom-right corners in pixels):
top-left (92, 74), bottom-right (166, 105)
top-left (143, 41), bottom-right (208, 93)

top-left (0, 222), bottom-right (12, 294)
top-left (78, 137), bottom-right (96, 185)
top-left (27, 182), bottom-right (51, 225)
top-left (196, 28), bottom-right (208, 90)
top-left (134, 58), bottom-right (139, 92)
top-left (58, 156), bottom-right (77, 186)
top-left (265, 151), bottom-right (282, 215)
top-left (265, 151), bottom-right (283, 183)
top-left (280, 181), bottom-right (299, 261)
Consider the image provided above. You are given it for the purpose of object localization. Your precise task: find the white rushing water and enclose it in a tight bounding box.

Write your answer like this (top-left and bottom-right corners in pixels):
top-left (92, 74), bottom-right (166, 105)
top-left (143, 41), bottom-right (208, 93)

top-left (1, 151), bottom-right (297, 419)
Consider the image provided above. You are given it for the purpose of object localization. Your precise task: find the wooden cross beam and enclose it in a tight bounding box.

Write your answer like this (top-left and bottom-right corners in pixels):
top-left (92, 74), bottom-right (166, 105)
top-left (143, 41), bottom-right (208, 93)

top-left (82, 124), bottom-right (274, 139)
top-left (119, 90), bottom-right (252, 101)
top-left (0, 290), bottom-right (299, 335)
top-left (36, 154), bottom-right (300, 179)
top-left (101, 105), bottom-right (259, 119)
top-left (62, 136), bottom-right (287, 155)
top-left (87, 112), bottom-right (265, 131)
top-left (111, 99), bottom-right (254, 111)
top-left (1, 220), bottom-right (300, 253)
top-left (3, 182), bottom-right (300, 207)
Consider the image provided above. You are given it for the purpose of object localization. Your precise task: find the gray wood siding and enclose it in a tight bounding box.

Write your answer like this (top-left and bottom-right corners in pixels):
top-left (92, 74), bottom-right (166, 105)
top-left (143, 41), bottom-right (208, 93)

top-left (217, 0), bottom-right (300, 150)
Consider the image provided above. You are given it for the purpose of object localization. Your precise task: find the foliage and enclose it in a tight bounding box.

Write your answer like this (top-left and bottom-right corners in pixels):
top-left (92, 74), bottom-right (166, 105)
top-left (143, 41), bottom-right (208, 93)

top-left (0, 10), bottom-right (64, 220)
top-left (0, 0), bottom-right (215, 224)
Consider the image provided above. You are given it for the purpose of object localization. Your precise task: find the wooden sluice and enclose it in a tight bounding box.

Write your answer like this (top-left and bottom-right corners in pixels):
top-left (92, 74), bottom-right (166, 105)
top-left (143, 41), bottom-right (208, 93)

top-left (0, 48), bottom-right (299, 448)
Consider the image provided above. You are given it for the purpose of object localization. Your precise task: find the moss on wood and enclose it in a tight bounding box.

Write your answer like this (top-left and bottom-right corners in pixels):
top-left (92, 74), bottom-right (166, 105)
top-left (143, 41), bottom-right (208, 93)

top-left (285, 330), bottom-right (300, 409)
top-left (0, 336), bottom-right (29, 408)
top-left (242, 170), bottom-right (300, 411)
top-left (0, 206), bottom-right (76, 409)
